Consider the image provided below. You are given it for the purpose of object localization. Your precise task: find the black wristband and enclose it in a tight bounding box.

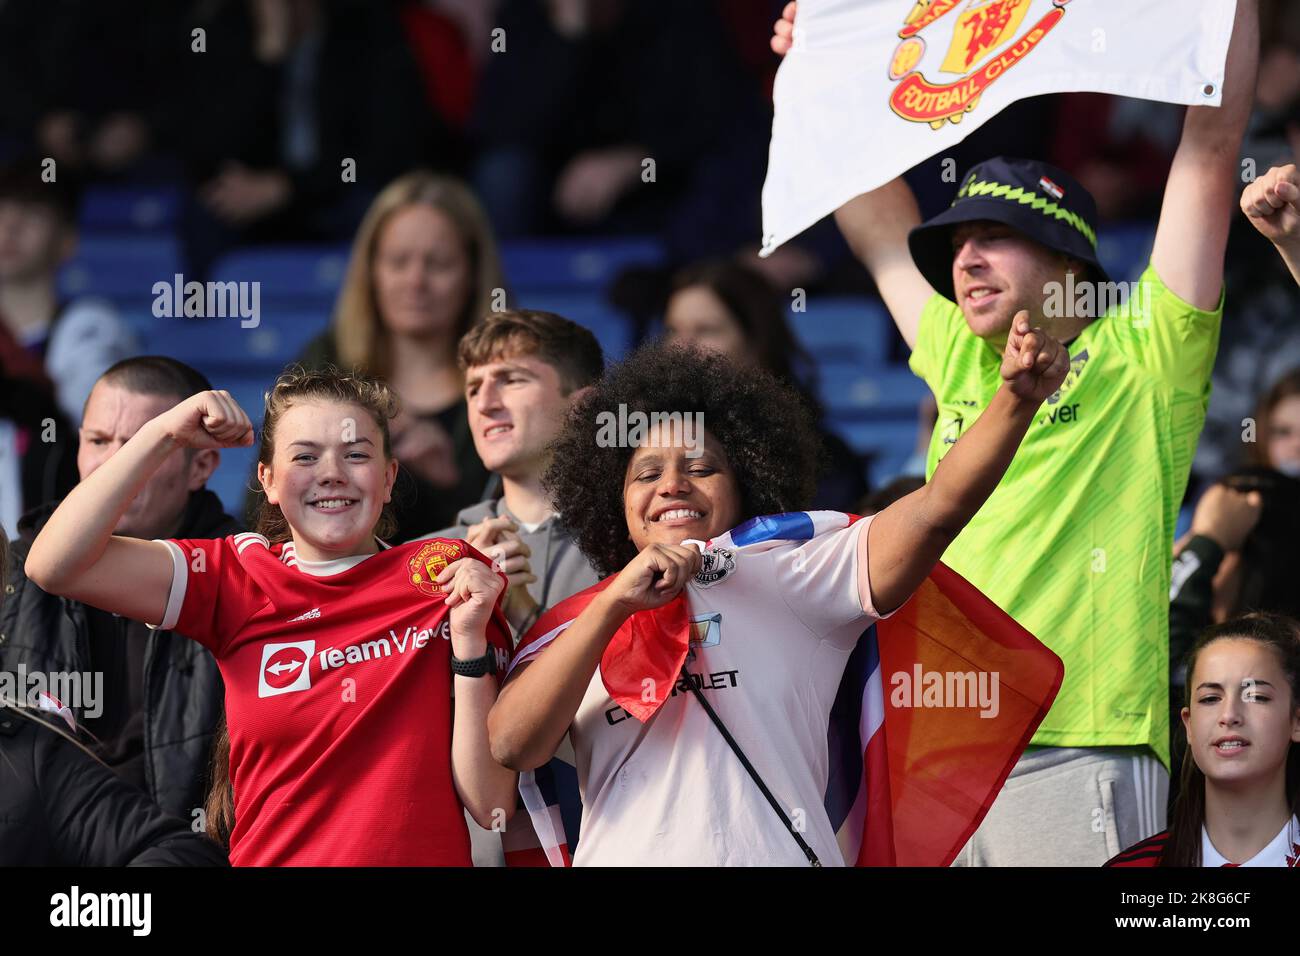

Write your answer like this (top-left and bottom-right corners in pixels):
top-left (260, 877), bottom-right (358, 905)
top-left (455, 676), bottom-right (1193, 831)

top-left (450, 648), bottom-right (497, 678)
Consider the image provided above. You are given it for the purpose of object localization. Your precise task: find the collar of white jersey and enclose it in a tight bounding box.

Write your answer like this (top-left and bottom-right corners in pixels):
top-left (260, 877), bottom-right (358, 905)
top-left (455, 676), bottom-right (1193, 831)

top-left (688, 510), bottom-right (856, 555)
top-left (1201, 815), bottom-right (1300, 867)
top-left (281, 537), bottom-right (392, 577)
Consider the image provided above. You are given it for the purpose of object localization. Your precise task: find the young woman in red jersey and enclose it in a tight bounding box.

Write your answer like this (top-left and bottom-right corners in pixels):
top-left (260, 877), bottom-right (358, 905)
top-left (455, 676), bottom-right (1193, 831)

top-left (26, 367), bottom-right (517, 865)
top-left (1108, 613), bottom-right (1300, 867)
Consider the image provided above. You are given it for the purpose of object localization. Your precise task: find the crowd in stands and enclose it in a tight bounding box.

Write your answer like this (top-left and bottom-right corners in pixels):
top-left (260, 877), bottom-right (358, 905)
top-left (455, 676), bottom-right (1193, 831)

top-left (1, 0), bottom-right (1299, 869)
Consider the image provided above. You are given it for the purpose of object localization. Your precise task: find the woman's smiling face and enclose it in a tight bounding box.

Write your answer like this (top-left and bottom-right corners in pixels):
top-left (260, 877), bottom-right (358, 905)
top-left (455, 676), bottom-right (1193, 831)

top-left (258, 400), bottom-right (398, 562)
top-left (623, 423), bottom-right (743, 553)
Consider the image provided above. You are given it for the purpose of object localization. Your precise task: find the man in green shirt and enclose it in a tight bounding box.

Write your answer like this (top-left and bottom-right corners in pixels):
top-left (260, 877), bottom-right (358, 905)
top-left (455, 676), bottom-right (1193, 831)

top-left (773, 1), bottom-right (1259, 864)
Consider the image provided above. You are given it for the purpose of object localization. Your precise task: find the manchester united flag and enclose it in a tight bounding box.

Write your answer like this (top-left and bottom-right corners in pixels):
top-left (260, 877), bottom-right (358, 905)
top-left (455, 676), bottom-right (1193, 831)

top-left (761, 0), bottom-right (1237, 254)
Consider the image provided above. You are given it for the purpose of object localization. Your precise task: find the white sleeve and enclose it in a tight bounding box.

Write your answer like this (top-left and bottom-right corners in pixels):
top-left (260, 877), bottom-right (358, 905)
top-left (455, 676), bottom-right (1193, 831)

top-left (44, 299), bottom-right (139, 425)
top-left (147, 540), bottom-right (189, 631)
top-left (774, 516), bottom-right (892, 639)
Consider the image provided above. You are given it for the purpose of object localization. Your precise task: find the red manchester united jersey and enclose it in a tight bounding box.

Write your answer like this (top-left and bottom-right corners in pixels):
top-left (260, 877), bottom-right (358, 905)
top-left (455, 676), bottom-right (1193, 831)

top-left (155, 532), bottom-right (510, 866)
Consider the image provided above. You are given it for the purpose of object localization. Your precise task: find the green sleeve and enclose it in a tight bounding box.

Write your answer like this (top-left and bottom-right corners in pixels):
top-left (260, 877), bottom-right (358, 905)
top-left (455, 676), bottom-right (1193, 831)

top-left (1104, 265), bottom-right (1223, 395)
top-left (908, 293), bottom-right (964, 390)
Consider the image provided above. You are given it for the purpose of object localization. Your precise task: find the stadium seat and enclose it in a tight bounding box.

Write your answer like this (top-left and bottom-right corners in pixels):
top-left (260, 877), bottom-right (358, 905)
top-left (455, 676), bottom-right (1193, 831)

top-left (511, 290), bottom-right (634, 360)
top-left (147, 309), bottom-right (331, 377)
top-left (833, 418), bottom-right (923, 486)
top-left (499, 237), bottom-right (664, 291)
top-left (79, 185), bottom-right (181, 233)
top-left (790, 296), bottom-right (893, 367)
top-left (1096, 222), bottom-right (1156, 284)
top-left (817, 365), bottom-right (931, 420)
top-left (58, 235), bottom-right (183, 299)
top-left (207, 443), bottom-right (260, 519)
top-left (209, 245), bottom-right (351, 304)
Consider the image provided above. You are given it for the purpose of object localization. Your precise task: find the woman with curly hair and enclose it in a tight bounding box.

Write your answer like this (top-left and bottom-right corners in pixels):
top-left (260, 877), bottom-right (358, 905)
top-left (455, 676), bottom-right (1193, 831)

top-left (488, 313), bottom-right (1069, 866)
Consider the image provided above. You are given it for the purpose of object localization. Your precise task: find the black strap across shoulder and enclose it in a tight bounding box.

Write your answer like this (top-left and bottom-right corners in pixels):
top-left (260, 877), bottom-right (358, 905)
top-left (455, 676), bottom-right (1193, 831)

top-left (679, 664), bottom-right (821, 867)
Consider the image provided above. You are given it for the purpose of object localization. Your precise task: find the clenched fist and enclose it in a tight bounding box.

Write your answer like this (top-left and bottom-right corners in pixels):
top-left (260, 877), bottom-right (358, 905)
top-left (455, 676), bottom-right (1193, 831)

top-left (1241, 163), bottom-right (1300, 248)
top-left (604, 543), bottom-right (703, 615)
top-left (999, 311), bottom-right (1070, 404)
top-left (465, 515), bottom-right (539, 632)
top-left (438, 557), bottom-right (506, 657)
top-left (157, 390), bottom-right (255, 449)
top-left (771, 2), bottom-right (797, 55)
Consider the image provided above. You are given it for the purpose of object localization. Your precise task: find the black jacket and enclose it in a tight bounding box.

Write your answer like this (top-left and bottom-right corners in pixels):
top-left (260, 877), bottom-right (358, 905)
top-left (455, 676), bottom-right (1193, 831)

top-left (0, 707), bottom-right (228, 866)
top-left (1, 489), bottom-right (240, 818)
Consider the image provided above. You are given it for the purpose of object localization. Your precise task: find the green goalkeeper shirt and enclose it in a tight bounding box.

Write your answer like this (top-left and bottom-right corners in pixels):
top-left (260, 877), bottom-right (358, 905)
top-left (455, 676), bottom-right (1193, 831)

top-left (909, 265), bottom-right (1223, 768)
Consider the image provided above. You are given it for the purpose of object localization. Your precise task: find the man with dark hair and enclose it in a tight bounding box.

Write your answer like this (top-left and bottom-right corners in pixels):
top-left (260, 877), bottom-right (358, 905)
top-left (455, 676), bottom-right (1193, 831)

top-left (1, 356), bottom-right (239, 819)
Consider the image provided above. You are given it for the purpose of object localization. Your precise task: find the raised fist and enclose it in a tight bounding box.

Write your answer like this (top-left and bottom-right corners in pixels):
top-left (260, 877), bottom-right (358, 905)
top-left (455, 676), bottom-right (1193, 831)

top-left (999, 311), bottom-right (1070, 404)
top-left (158, 390), bottom-right (255, 450)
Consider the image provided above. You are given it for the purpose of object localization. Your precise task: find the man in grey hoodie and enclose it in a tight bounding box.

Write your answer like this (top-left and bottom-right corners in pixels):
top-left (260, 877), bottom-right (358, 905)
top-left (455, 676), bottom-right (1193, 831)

top-left (422, 309), bottom-right (604, 867)
top-left (422, 309), bottom-right (605, 640)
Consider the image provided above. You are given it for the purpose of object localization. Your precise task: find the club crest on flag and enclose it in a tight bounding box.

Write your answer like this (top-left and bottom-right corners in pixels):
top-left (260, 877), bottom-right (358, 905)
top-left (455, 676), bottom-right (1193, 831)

top-left (408, 540), bottom-right (462, 596)
top-left (889, 0), bottom-right (1070, 129)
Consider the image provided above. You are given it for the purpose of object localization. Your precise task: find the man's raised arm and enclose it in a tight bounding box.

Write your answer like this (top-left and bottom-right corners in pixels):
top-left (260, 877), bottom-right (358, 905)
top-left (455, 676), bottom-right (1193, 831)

top-left (833, 180), bottom-right (936, 350)
top-left (1150, 0), bottom-right (1260, 310)
top-left (772, 1), bottom-right (935, 350)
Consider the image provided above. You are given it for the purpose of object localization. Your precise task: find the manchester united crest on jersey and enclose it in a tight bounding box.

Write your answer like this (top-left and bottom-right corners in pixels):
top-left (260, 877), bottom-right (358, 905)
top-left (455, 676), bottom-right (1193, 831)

top-left (694, 547), bottom-right (735, 587)
top-left (408, 540), bottom-right (463, 596)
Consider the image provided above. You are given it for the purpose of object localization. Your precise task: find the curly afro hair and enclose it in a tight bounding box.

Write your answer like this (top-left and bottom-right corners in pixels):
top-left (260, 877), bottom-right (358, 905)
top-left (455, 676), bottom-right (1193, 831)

top-left (544, 341), bottom-right (823, 578)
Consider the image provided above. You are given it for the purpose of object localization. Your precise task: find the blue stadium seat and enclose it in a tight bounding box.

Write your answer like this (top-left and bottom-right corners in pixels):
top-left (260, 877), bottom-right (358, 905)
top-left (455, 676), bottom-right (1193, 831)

top-left (1097, 222), bottom-right (1156, 283)
top-left (500, 237), bottom-right (664, 291)
top-left (833, 418), bottom-right (924, 486)
top-left (209, 245), bottom-right (351, 304)
top-left (511, 290), bottom-right (634, 361)
top-left (79, 186), bottom-right (181, 232)
top-left (791, 296), bottom-right (893, 367)
top-left (58, 235), bottom-right (183, 299)
top-left (817, 365), bottom-right (931, 420)
top-left (147, 309), bottom-right (331, 376)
